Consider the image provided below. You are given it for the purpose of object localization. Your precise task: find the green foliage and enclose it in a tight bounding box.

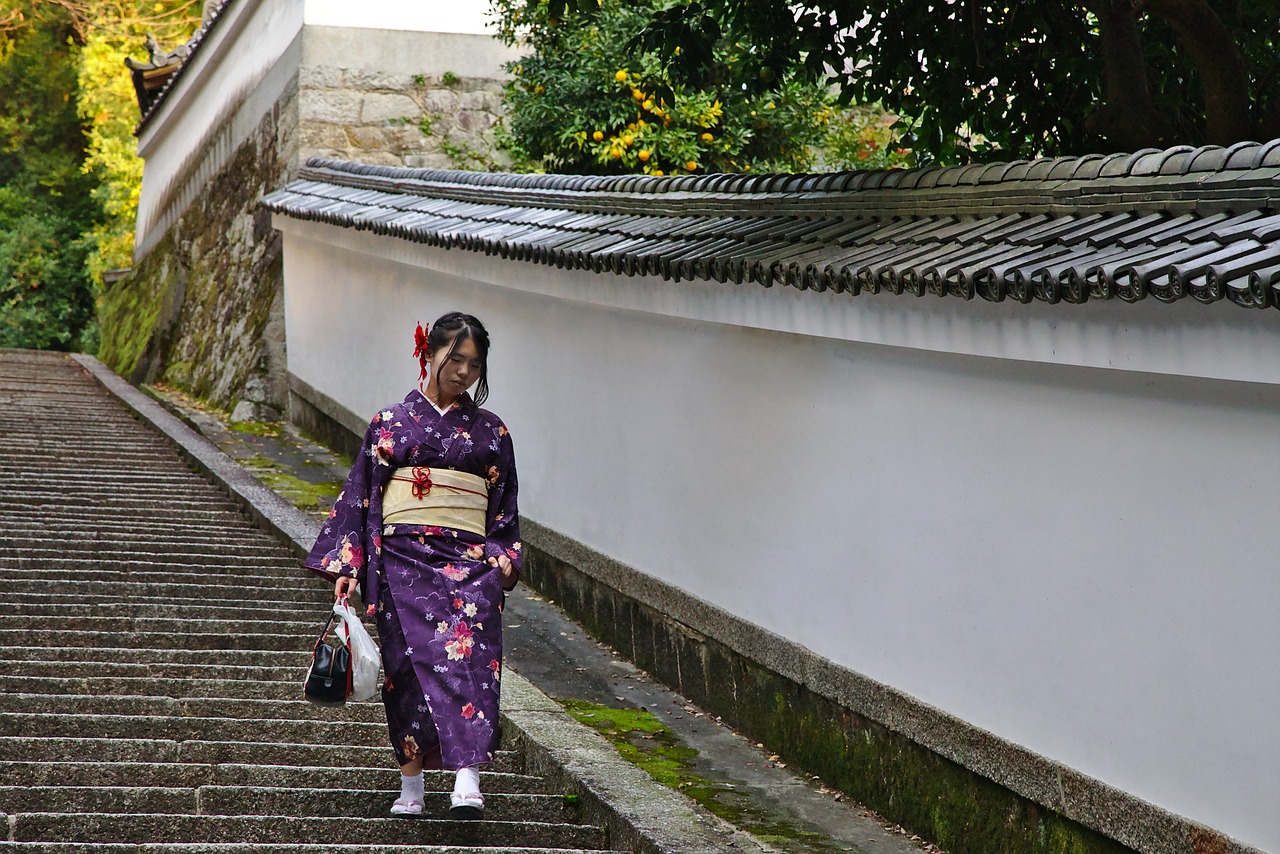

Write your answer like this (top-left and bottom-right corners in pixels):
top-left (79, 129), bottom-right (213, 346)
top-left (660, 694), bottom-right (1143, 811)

top-left (0, 0), bottom-right (200, 351)
top-left (608, 0), bottom-right (1280, 162)
top-left (0, 5), bottom-right (100, 350)
top-left (78, 33), bottom-right (142, 286)
top-left (821, 106), bottom-right (914, 172)
top-left (73, 1), bottom-right (202, 287)
top-left (493, 0), bottom-right (834, 176)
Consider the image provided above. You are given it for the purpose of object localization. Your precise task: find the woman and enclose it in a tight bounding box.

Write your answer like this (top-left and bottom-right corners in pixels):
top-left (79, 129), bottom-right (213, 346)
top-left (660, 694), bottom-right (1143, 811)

top-left (305, 312), bottom-right (522, 820)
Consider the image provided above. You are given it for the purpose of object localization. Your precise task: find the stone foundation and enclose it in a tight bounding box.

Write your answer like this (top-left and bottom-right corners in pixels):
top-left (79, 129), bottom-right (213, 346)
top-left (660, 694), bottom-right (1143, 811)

top-left (100, 84), bottom-right (297, 411)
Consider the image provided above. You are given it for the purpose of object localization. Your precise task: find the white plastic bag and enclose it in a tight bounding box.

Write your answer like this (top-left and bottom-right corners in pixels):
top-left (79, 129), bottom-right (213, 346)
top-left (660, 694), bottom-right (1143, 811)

top-left (333, 596), bottom-right (380, 702)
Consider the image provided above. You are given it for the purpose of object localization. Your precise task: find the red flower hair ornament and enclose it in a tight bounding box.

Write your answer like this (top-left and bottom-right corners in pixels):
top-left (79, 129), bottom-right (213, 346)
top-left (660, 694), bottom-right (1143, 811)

top-left (413, 322), bottom-right (430, 391)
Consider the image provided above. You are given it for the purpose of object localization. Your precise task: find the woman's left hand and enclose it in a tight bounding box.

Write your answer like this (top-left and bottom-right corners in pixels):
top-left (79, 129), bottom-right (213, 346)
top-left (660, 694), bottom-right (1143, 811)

top-left (488, 554), bottom-right (516, 588)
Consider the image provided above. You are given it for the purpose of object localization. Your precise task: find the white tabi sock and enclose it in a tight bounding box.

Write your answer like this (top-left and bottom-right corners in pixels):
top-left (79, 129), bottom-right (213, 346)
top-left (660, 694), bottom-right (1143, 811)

top-left (400, 772), bottom-right (424, 803)
top-left (453, 765), bottom-right (481, 796)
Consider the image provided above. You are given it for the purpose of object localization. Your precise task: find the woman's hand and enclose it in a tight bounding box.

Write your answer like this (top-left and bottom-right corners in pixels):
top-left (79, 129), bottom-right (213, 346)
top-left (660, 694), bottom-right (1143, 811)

top-left (334, 575), bottom-right (359, 600)
top-left (488, 554), bottom-right (516, 588)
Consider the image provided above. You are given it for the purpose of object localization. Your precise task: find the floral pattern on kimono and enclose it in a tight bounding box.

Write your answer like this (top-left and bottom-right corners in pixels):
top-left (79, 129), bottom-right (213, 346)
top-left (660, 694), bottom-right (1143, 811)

top-left (305, 389), bottom-right (521, 769)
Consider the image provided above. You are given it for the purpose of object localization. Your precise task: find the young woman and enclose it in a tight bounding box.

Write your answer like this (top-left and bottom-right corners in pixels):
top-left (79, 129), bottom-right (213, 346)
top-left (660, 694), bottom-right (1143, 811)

top-left (305, 312), bottom-right (522, 820)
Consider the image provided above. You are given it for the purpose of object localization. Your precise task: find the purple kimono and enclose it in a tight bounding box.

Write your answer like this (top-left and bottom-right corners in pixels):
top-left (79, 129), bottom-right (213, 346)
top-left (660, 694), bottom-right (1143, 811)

top-left (305, 389), bottom-right (522, 770)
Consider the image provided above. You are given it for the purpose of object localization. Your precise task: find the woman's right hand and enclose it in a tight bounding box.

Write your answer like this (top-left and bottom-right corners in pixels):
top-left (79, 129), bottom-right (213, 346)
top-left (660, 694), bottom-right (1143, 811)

top-left (334, 575), bottom-right (359, 600)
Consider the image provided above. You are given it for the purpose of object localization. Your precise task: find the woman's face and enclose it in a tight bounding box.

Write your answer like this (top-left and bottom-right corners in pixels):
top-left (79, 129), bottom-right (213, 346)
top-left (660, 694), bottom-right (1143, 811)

top-left (430, 334), bottom-right (483, 400)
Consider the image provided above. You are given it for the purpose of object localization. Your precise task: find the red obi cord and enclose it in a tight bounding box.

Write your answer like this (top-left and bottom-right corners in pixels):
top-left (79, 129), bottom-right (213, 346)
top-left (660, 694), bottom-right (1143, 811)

top-left (408, 466), bottom-right (433, 498)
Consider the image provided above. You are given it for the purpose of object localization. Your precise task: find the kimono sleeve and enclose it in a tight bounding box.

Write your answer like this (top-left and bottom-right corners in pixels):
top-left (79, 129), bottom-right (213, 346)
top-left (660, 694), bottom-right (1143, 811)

top-left (304, 413), bottom-right (394, 587)
top-left (483, 420), bottom-right (523, 590)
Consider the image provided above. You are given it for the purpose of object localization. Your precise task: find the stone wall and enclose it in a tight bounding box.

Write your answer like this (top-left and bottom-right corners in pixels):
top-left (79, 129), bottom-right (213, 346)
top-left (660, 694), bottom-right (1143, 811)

top-left (105, 24), bottom-right (514, 418)
top-left (100, 82), bottom-right (298, 416)
top-left (298, 67), bottom-right (507, 170)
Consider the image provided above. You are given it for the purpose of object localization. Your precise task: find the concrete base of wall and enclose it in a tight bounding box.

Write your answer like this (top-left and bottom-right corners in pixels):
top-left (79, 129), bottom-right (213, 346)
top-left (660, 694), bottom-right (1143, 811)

top-left (285, 373), bottom-right (1258, 854)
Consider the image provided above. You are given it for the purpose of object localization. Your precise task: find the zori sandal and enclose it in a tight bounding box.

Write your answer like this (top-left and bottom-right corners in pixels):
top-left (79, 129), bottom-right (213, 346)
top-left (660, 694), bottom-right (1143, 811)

top-left (390, 796), bottom-right (424, 817)
top-left (449, 791), bottom-right (484, 820)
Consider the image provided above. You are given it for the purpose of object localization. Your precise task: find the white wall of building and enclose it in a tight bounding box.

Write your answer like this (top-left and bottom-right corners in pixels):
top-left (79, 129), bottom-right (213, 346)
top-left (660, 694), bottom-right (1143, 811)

top-left (135, 0), bottom-right (305, 256)
top-left (303, 0), bottom-right (498, 33)
top-left (276, 215), bottom-right (1280, 852)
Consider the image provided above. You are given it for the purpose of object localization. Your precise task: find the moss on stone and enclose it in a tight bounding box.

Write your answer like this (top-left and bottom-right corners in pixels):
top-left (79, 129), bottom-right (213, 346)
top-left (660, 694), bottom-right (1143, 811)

top-left (558, 699), bottom-right (842, 853)
top-left (230, 420), bottom-right (283, 437)
top-left (96, 231), bottom-right (179, 379)
top-left (237, 454), bottom-right (342, 512)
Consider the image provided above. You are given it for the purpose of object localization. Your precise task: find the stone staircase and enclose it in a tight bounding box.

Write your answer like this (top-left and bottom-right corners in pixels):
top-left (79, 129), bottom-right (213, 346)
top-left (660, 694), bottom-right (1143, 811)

top-left (0, 350), bottom-right (608, 853)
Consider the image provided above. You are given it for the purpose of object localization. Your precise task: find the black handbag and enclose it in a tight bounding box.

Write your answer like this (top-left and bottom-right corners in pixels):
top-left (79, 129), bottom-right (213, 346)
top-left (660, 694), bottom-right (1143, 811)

top-left (304, 611), bottom-right (352, 707)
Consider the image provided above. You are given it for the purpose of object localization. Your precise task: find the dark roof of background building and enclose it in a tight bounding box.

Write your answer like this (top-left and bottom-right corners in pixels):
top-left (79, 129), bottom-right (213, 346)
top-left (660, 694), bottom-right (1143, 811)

top-left (134, 0), bottom-right (234, 134)
top-left (262, 142), bottom-right (1280, 310)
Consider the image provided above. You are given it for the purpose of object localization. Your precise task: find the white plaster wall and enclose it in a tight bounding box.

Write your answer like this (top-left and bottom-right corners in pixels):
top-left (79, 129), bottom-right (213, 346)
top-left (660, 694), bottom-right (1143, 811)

top-left (278, 217), bottom-right (1280, 852)
top-left (135, 0), bottom-right (305, 256)
top-left (303, 0), bottom-right (497, 34)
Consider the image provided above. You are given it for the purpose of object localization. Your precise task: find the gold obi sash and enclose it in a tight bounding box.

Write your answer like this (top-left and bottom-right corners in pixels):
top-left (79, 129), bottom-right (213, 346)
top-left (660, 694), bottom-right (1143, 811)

top-left (383, 466), bottom-right (489, 536)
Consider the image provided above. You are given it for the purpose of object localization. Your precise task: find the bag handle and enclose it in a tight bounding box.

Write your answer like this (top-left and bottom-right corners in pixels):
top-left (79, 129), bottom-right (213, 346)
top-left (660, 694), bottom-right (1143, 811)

top-left (313, 610), bottom-right (340, 654)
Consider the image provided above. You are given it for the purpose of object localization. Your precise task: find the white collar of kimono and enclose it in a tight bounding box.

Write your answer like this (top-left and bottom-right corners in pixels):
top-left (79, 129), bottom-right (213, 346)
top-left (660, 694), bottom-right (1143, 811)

top-left (426, 397), bottom-right (453, 417)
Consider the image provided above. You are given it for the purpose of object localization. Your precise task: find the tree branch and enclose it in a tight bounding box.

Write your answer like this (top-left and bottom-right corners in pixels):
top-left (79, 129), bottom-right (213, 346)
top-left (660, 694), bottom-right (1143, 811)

top-left (1142, 0), bottom-right (1252, 144)
top-left (1082, 0), bottom-right (1173, 149)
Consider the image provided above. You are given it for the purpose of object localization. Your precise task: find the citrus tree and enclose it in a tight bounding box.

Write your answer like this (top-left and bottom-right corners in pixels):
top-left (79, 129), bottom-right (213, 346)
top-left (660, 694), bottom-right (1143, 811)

top-left (614, 0), bottom-right (1280, 161)
top-left (493, 0), bottom-right (841, 176)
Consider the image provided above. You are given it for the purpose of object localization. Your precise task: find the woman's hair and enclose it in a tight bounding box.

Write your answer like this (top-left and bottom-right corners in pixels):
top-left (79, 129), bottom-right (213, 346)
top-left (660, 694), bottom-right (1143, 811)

top-left (429, 312), bottom-right (491, 407)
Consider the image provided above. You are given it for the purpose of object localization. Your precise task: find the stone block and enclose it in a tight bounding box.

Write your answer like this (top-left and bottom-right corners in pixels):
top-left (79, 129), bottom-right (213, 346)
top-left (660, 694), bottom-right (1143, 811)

top-left (404, 152), bottom-right (459, 170)
top-left (344, 69), bottom-right (411, 92)
top-left (459, 91), bottom-right (493, 111)
top-left (361, 151), bottom-right (406, 167)
top-left (422, 89), bottom-right (460, 115)
top-left (456, 110), bottom-right (496, 133)
top-left (359, 93), bottom-right (420, 124)
top-left (297, 65), bottom-right (343, 89)
top-left (388, 126), bottom-right (428, 150)
top-left (298, 123), bottom-right (348, 150)
top-left (299, 89), bottom-right (362, 124)
top-left (347, 125), bottom-right (391, 150)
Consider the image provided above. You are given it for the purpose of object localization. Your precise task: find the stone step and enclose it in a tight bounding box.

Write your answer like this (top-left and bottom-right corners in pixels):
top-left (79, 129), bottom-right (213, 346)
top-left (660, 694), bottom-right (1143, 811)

top-left (0, 738), bottom-right (522, 772)
top-left (9, 600), bottom-right (326, 622)
top-left (11, 591), bottom-right (331, 614)
top-left (0, 467), bottom-right (209, 485)
top-left (0, 568), bottom-right (310, 589)
top-left (5, 630), bottom-right (313, 652)
top-left (0, 844), bottom-right (602, 854)
top-left (0, 787), bottom-right (576, 824)
top-left (0, 529), bottom-right (285, 549)
top-left (203, 787), bottom-right (575, 823)
top-left (5, 616), bottom-right (324, 637)
top-left (5, 550), bottom-right (303, 571)
top-left (3, 660), bottom-right (305, 681)
top-left (0, 693), bottom-right (388, 724)
top-left (0, 713), bottom-right (390, 746)
top-left (4, 541), bottom-right (297, 561)
top-left (0, 645), bottom-right (310, 668)
top-left (0, 676), bottom-right (339, 701)
top-left (2, 579), bottom-right (331, 603)
top-left (5, 814), bottom-right (607, 849)
top-left (0, 762), bottom-right (546, 793)
top-left (0, 510), bottom-right (271, 529)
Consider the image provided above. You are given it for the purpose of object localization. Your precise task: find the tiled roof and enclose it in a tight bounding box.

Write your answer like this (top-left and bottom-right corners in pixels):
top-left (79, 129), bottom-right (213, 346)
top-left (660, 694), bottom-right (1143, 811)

top-left (262, 142), bottom-right (1280, 309)
top-left (134, 0), bottom-right (234, 134)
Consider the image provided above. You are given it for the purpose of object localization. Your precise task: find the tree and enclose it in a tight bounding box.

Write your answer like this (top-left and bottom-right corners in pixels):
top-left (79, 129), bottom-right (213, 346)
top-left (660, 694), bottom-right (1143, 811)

top-left (582, 0), bottom-right (1280, 162)
top-left (0, 3), bottom-right (100, 350)
top-left (0, 0), bottom-right (200, 350)
top-left (493, 0), bottom-right (845, 175)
